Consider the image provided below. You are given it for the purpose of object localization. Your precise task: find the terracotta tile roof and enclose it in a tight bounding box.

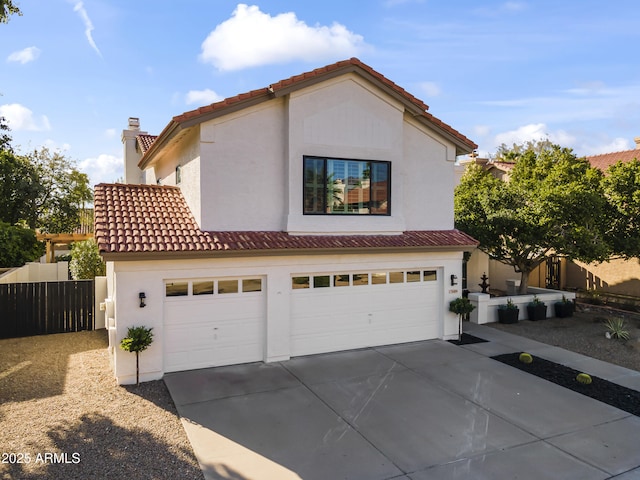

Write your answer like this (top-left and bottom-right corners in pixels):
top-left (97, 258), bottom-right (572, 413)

top-left (587, 149), bottom-right (639, 171)
top-left (141, 58), bottom-right (476, 165)
top-left (136, 134), bottom-right (157, 154)
top-left (94, 183), bottom-right (478, 258)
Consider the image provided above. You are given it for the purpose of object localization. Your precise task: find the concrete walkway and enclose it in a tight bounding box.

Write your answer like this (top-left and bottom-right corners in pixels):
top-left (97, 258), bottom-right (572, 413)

top-left (164, 324), bottom-right (640, 480)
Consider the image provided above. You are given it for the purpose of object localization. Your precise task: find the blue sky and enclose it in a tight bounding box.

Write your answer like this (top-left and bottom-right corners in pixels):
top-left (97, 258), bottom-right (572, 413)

top-left (1, 1), bottom-right (639, 186)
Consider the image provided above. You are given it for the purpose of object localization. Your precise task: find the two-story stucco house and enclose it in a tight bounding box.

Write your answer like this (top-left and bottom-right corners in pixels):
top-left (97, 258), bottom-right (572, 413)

top-left (94, 58), bottom-right (478, 384)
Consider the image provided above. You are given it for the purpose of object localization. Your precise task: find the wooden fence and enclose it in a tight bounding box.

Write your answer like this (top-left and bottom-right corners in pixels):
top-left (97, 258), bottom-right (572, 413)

top-left (0, 280), bottom-right (94, 339)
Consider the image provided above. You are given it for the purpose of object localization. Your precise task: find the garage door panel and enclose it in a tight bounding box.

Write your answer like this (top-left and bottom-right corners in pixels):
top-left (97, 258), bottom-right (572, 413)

top-left (291, 274), bottom-right (441, 357)
top-left (164, 279), bottom-right (265, 373)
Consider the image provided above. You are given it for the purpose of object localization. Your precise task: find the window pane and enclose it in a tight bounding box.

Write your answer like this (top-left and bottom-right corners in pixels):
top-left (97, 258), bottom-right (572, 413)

top-left (326, 160), bottom-right (347, 214)
top-left (352, 273), bottom-right (369, 286)
top-left (344, 160), bottom-right (369, 214)
top-left (370, 162), bottom-right (389, 214)
top-left (218, 280), bottom-right (239, 294)
top-left (424, 270), bottom-right (437, 281)
top-left (313, 275), bottom-right (330, 288)
top-left (242, 278), bottom-right (262, 292)
top-left (333, 274), bottom-right (350, 287)
top-left (371, 272), bottom-right (387, 285)
top-left (304, 158), bottom-right (325, 213)
top-left (292, 276), bottom-right (310, 289)
top-left (166, 282), bottom-right (188, 297)
top-left (407, 271), bottom-right (421, 282)
top-left (389, 271), bottom-right (404, 283)
top-left (193, 281), bottom-right (213, 295)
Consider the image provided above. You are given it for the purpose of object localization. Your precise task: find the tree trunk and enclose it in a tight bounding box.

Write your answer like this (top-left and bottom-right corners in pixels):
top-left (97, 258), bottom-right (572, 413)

top-left (136, 351), bottom-right (139, 386)
top-left (518, 270), bottom-right (530, 295)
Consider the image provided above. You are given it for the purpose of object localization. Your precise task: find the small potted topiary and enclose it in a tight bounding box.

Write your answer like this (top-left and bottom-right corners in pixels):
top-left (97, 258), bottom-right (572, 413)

top-left (554, 295), bottom-right (574, 318)
top-left (120, 326), bottom-right (154, 386)
top-left (527, 295), bottom-right (547, 321)
top-left (449, 297), bottom-right (476, 341)
top-left (498, 298), bottom-right (519, 324)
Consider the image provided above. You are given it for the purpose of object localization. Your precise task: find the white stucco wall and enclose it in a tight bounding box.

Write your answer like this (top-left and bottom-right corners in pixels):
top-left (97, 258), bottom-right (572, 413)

top-left (104, 251), bottom-right (464, 384)
top-left (401, 114), bottom-right (456, 230)
top-left (198, 100), bottom-right (287, 231)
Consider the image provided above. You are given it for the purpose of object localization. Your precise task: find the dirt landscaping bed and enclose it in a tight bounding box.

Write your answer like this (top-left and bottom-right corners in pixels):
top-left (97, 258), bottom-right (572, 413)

top-left (0, 330), bottom-right (203, 480)
top-left (487, 303), bottom-right (640, 372)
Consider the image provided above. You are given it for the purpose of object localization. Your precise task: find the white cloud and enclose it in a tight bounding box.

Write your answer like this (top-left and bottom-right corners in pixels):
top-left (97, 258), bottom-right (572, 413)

top-left (418, 81), bottom-right (441, 98)
top-left (200, 4), bottom-right (367, 71)
top-left (72, 1), bottom-right (102, 57)
top-left (473, 125), bottom-right (491, 137)
top-left (503, 1), bottom-right (527, 12)
top-left (0, 103), bottom-right (51, 131)
top-left (7, 46), bottom-right (41, 64)
top-left (576, 137), bottom-right (631, 156)
top-left (78, 154), bottom-right (123, 186)
top-left (493, 123), bottom-right (575, 148)
top-left (104, 128), bottom-right (117, 139)
top-left (186, 89), bottom-right (223, 105)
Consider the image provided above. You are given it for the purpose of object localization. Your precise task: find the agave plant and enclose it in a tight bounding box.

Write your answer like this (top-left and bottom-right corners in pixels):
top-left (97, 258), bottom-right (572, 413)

top-left (604, 318), bottom-right (630, 341)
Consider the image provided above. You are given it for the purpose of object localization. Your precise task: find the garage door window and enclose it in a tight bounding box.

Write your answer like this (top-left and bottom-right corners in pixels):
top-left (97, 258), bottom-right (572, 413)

top-left (166, 282), bottom-right (188, 297)
top-left (424, 270), bottom-right (438, 281)
top-left (193, 281), bottom-right (214, 295)
top-left (313, 275), bottom-right (331, 288)
top-left (218, 280), bottom-right (239, 294)
top-left (292, 276), bottom-right (310, 289)
top-left (242, 278), bottom-right (262, 292)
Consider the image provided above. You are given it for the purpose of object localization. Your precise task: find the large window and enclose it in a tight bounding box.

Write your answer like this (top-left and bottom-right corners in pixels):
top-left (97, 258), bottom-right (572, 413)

top-left (303, 156), bottom-right (390, 215)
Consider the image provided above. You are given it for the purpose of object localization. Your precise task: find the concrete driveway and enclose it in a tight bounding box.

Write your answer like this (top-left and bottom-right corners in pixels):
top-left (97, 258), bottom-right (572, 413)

top-left (164, 324), bottom-right (640, 480)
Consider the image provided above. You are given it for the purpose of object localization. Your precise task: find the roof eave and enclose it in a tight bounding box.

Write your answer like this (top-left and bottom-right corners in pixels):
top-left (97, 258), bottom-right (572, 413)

top-left (99, 243), bottom-right (478, 262)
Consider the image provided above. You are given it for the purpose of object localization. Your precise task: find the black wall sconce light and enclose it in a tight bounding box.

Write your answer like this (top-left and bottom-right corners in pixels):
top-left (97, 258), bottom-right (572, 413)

top-left (450, 274), bottom-right (458, 286)
top-left (139, 292), bottom-right (146, 308)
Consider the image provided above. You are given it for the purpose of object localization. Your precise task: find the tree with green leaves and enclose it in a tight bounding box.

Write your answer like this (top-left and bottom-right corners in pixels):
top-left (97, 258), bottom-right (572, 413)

top-left (120, 326), bottom-right (154, 386)
top-left (455, 141), bottom-right (611, 294)
top-left (0, 0), bottom-right (21, 23)
top-left (0, 221), bottom-right (44, 266)
top-left (0, 146), bottom-right (92, 233)
top-left (602, 158), bottom-right (640, 259)
top-left (70, 238), bottom-right (106, 279)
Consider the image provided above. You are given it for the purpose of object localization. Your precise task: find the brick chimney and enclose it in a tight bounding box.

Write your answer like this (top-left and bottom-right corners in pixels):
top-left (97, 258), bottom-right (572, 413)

top-left (121, 117), bottom-right (147, 184)
top-left (635, 136), bottom-right (640, 149)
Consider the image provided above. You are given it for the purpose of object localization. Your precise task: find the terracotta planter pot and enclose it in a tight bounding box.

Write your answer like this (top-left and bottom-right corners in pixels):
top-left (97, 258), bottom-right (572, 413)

top-left (527, 304), bottom-right (547, 321)
top-left (498, 308), bottom-right (519, 324)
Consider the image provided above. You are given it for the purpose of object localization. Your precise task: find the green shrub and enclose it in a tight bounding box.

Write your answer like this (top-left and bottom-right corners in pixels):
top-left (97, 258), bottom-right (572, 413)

top-left (120, 326), bottom-right (154, 386)
top-left (519, 352), bottom-right (533, 364)
top-left (70, 238), bottom-right (105, 279)
top-left (0, 221), bottom-right (44, 267)
top-left (576, 373), bottom-right (592, 385)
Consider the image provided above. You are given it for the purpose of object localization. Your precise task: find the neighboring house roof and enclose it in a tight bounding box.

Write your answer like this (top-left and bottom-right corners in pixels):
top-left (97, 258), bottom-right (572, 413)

top-left (136, 134), bottom-right (158, 154)
top-left (94, 183), bottom-right (478, 259)
top-left (586, 148), bottom-right (639, 171)
top-left (138, 58), bottom-right (477, 168)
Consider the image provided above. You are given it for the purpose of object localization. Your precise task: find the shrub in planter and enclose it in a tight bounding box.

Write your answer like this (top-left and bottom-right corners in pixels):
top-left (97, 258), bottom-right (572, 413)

top-left (449, 297), bottom-right (476, 341)
top-left (554, 295), bottom-right (574, 318)
top-left (120, 326), bottom-right (154, 386)
top-left (498, 298), bottom-right (519, 324)
top-left (527, 295), bottom-right (547, 321)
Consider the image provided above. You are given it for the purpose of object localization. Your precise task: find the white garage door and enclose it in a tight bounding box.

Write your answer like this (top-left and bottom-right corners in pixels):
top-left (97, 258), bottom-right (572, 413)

top-left (163, 277), bottom-right (265, 373)
top-left (290, 269), bottom-right (441, 357)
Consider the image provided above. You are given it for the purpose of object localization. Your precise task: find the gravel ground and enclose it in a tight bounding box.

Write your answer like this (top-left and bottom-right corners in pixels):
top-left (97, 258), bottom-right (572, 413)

top-left (0, 330), bottom-right (204, 480)
top-left (488, 303), bottom-right (640, 372)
